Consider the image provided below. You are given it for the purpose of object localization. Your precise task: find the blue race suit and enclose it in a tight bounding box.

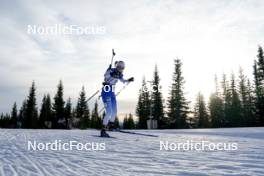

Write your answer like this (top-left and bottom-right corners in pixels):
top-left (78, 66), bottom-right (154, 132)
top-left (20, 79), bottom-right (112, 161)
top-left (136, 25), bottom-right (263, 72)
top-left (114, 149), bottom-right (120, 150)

top-left (101, 68), bottom-right (128, 126)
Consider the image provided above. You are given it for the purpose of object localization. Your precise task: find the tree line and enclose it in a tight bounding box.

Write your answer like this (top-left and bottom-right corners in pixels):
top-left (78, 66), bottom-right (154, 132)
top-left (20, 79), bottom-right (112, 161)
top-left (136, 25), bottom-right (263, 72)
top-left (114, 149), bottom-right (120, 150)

top-left (0, 81), bottom-right (121, 129)
top-left (136, 46), bottom-right (264, 129)
top-left (1, 46), bottom-right (263, 129)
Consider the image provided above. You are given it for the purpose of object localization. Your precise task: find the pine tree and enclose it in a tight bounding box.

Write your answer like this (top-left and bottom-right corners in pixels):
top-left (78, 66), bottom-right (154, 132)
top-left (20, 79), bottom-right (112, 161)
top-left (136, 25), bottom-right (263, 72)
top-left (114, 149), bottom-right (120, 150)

top-left (151, 65), bottom-right (165, 129)
top-left (222, 74), bottom-right (231, 127)
top-left (257, 46), bottom-right (264, 80)
top-left (24, 82), bottom-right (38, 128)
top-left (239, 68), bottom-right (255, 126)
top-left (91, 101), bottom-right (100, 129)
top-left (167, 59), bottom-right (189, 129)
top-left (209, 75), bottom-right (224, 128)
top-left (10, 102), bottom-right (18, 128)
top-left (123, 115), bottom-right (128, 129)
top-left (52, 80), bottom-right (65, 129)
top-left (209, 93), bottom-right (224, 128)
top-left (39, 95), bottom-right (47, 128)
top-left (127, 113), bottom-right (135, 129)
top-left (194, 92), bottom-right (209, 128)
top-left (39, 94), bottom-right (52, 128)
top-left (0, 113), bottom-right (11, 128)
top-left (245, 80), bottom-right (256, 126)
top-left (46, 94), bottom-right (52, 126)
top-left (0, 113), bottom-right (3, 127)
top-left (141, 78), bottom-right (151, 128)
top-left (114, 116), bottom-right (120, 129)
top-left (229, 74), bottom-right (242, 127)
top-left (76, 86), bottom-right (90, 129)
top-left (136, 90), bottom-right (144, 128)
top-left (253, 46), bottom-right (264, 126)
top-left (136, 77), bottom-right (151, 129)
top-left (18, 100), bottom-right (26, 128)
top-left (238, 68), bottom-right (247, 126)
top-left (65, 98), bottom-right (72, 129)
top-left (123, 114), bottom-right (135, 129)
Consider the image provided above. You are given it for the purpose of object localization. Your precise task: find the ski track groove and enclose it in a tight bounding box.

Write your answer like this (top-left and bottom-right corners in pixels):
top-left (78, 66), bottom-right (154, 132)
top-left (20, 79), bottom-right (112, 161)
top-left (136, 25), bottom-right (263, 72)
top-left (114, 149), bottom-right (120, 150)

top-left (0, 128), bottom-right (264, 175)
top-left (8, 164), bottom-right (18, 176)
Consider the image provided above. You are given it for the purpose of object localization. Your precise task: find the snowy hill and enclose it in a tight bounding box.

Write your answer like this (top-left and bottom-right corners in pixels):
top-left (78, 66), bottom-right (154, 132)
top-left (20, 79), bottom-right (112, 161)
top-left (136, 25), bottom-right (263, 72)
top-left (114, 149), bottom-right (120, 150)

top-left (0, 128), bottom-right (264, 176)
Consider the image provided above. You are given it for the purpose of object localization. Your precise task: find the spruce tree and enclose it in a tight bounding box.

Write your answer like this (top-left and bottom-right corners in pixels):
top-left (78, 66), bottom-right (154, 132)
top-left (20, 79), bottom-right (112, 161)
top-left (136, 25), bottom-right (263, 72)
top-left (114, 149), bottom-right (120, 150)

top-left (222, 74), bottom-right (231, 127)
top-left (245, 80), bottom-right (256, 126)
top-left (114, 116), bottom-right (120, 129)
top-left (46, 94), bottom-right (52, 126)
top-left (253, 46), bottom-right (264, 126)
top-left (209, 93), bottom-right (224, 128)
top-left (167, 59), bottom-right (189, 129)
top-left (238, 68), bottom-right (247, 126)
top-left (65, 98), bottom-right (72, 129)
top-left (257, 46), bottom-right (264, 79)
top-left (136, 77), bottom-right (150, 129)
top-left (0, 113), bottom-right (3, 127)
top-left (91, 101), bottom-right (100, 129)
top-left (123, 114), bottom-right (135, 129)
top-left (209, 75), bottom-right (224, 128)
top-left (127, 113), bottom-right (135, 129)
top-left (194, 92), bottom-right (209, 128)
top-left (76, 86), bottom-right (90, 129)
top-left (24, 82), bottom-right (38, 128)
top-left (238, 68), bottom-right (255, 126)
top-left (39, 95), bottom-right (52, 128)
top-left (151, 65), bottom-right (164, 129)
top-left (123, 115), bottom-right (128, 129)
top-left (18, 100), bottom-right (26, 128)
top-left (11, 102), bottom-right (18, 128)
top-left (52, 80), bottom-right (65, 129)
top-left (39, 95), bottom-right (47, 128)
top-left (0, 113), bottom-right (11, 128)
top-left (229, 74), bottom-right (242, 127)
top-left (136, 91), bottom-right (144, 128)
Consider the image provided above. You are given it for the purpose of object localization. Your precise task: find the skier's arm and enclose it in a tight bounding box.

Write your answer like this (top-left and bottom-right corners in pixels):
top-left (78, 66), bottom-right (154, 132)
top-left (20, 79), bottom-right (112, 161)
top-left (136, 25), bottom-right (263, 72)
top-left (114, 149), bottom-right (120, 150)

top-left (104, 68), bottom-right (117, 85)
top-left (104, 69), bottom-right (112, 81)
top-left (119, 76), bottom-right (128, 84)
top-left (119, 75), bottom-right (134, 83)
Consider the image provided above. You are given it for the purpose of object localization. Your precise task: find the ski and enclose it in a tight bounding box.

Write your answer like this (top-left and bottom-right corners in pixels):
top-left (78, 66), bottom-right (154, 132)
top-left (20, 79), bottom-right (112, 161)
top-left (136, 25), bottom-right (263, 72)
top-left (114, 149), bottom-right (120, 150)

top-left (117, 130), bottom-right (159, 137)
top-left (92, 135), bottom-right (117, 139)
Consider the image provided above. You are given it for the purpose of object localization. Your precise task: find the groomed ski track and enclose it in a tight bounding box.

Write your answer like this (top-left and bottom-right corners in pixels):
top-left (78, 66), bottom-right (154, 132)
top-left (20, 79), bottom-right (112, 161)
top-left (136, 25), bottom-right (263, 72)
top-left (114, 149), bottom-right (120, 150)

top-left (0, 128), bottom-right (263, 176)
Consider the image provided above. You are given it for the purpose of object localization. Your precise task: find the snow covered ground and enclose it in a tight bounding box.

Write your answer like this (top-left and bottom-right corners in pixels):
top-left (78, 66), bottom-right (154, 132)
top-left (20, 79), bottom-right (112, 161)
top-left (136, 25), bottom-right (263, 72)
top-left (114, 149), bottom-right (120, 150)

top-left (0, 127), bottom-right (264, 176)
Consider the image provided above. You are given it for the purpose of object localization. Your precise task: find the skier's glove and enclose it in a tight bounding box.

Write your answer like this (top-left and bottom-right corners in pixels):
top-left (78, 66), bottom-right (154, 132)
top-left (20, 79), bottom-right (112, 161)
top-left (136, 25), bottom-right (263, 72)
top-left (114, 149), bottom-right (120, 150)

top-left (127, 77), bottom-right (134, 82)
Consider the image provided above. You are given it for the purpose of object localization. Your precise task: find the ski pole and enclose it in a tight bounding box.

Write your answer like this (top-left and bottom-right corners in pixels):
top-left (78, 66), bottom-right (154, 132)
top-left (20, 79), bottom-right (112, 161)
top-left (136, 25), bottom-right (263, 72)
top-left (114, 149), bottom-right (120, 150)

top-left (86, 89), bottom-right (100, 103)
top-left (115, 82), bottom-right (130, 97)
top-left (86, 49), bottom-right (116, 103)
top-left (110, 49), bottom-right (116, 67)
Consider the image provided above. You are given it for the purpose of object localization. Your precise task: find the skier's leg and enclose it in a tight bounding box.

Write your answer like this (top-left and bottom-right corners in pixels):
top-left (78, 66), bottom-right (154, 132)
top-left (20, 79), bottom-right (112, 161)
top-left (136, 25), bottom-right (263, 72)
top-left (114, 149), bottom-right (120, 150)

top-left (102, 96), bottom-right (112, 126)
top-left (101, 96), bottom-right (112, 137)
top-left (109, 95), bottom-right (117, 123)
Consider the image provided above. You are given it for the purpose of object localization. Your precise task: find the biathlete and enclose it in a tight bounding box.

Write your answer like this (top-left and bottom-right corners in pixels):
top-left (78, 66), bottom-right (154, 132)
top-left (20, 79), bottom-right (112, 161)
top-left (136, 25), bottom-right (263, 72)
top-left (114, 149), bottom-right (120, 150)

top-left (101, 60), bottom-right (134, 137)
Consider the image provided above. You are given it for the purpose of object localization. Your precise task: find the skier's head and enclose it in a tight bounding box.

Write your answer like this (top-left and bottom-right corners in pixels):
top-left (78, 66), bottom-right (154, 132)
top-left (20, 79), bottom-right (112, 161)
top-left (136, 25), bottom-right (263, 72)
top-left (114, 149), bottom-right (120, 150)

top-left (115, 61), bottom-right (125, 73)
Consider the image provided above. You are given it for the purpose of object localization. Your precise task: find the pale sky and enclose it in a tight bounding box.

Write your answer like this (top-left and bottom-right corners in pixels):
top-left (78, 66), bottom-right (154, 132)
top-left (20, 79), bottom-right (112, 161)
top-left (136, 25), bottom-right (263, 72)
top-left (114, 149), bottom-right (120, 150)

top-left (0, 0), bottom-right (263, 116)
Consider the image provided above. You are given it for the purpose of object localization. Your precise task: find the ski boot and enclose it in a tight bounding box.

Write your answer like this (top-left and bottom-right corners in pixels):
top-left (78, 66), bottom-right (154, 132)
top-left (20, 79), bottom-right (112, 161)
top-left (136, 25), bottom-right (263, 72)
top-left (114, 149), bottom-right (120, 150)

top-left (100, 126), bottom-right (110, 137)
